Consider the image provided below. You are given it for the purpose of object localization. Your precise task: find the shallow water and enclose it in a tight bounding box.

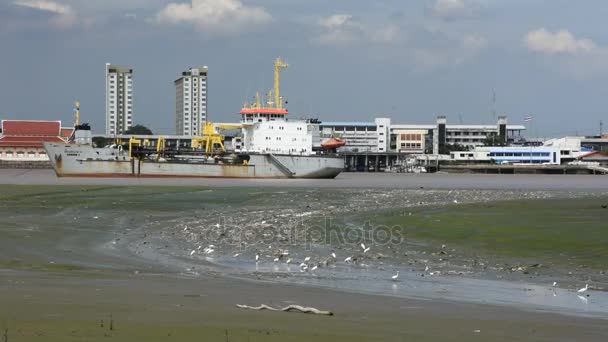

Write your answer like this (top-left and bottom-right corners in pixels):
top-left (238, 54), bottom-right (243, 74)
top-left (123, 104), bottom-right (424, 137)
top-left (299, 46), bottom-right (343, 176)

top-left (1, 183), bottom-right (607, 319)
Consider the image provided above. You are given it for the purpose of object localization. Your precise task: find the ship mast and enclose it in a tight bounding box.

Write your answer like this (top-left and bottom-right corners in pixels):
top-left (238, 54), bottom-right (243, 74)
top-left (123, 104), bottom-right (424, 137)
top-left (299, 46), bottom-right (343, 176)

top-left (274, 57), bottom-right (288, 109)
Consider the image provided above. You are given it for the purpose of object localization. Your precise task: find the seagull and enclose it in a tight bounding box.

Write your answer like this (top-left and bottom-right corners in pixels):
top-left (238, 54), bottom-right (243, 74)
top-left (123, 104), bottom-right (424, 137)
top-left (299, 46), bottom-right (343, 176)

top-left (273, 257), bottom-right (279, 262)
top-left (190, 250), bottom-right (196, 256)
top-left (360, 243), bottom-right (366, 250)
top-left (424, 265), bottom-right (429, 272)
top-left (311, 265), bottom-right (318, 271)
top-left (255, 254), bottom-right (259, 262)
top-left (299, 262), bottom-right (307, 268)
top-left (363, 247), bottom-right (371, 253)
top-left (215, 223), bottom-right (220, 228)
top-left (453, 200), bottom-right (458, 204)
top-left (331, 252), bottom-right (336, 259)
top-left (233, 253), bottom-right (240, 257)
top-left (552, 281), bottom-right (557, 287)
top-left (391, 271), bottom-right (400, 280)
top-left (286, 258), bottom-right (292, 264)
top-left (577, 284), bottom-right (589, 293)
top-left (204, 248), bottom-right (214, 254)
top-left (344, 256), bottom-right (352, 263)
top-left (304, 256), bottom-right (311, 262)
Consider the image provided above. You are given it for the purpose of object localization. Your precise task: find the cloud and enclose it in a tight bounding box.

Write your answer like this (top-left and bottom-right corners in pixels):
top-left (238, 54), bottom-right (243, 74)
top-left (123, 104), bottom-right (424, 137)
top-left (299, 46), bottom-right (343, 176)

top-left (462, 34), bottom-right (487, 50)
top-left (13, 0), bottom-right (78, 28)
top-left (523, 28), bottom-right (608, 78)
top-left (523, 28), bottom-right (596, 55)
top-left (314, 14), bottom-right (400, 45)
top-left (432, 0), bottom-right (475, 20)
top-left (155, 0), bottom-right (271, 33)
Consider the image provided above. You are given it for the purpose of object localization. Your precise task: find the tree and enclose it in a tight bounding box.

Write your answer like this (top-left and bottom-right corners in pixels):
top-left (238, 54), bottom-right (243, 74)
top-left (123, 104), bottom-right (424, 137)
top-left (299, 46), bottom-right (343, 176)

top-left (124, 124), bottom-right (153, 135)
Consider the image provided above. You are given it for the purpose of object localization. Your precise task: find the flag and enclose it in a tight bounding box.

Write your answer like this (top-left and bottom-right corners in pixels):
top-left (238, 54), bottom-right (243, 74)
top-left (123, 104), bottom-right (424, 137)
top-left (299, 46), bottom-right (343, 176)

top-left (524, 115), bottom-right (533, 122)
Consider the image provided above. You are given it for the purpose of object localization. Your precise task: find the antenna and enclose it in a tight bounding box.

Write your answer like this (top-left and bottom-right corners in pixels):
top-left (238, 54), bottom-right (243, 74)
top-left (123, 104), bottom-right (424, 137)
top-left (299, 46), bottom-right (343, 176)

top-left (458, 114), bottom-right (463, 124)
top-left (492, 89), bottom-right (496, 121)
top-left (600, 120), bottom-right (604, 137)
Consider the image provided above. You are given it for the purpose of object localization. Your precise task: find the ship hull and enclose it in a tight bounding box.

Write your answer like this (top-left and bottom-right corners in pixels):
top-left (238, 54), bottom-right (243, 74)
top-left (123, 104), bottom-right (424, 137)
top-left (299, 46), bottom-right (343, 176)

top-left (43, 143), bottom-right (344, 179)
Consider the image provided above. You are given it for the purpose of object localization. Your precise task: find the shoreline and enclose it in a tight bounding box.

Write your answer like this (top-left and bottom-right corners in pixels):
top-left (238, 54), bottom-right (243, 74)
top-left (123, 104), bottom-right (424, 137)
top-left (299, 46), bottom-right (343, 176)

top-left (2, 168), bottom-right (608, 190)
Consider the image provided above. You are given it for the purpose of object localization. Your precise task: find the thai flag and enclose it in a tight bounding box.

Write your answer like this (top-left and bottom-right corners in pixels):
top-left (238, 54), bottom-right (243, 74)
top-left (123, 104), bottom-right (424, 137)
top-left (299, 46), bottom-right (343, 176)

top-left (524, 116), bottom-right (533, 122)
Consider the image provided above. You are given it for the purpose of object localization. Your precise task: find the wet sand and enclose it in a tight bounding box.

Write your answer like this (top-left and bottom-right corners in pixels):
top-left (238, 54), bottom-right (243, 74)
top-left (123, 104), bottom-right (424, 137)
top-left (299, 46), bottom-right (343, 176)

top-left (2, 269), bottom-right (608, 341)
top-left (3, 168), bottom-right (608, 190)
top-left (1, 172), bottom-right (608, 340)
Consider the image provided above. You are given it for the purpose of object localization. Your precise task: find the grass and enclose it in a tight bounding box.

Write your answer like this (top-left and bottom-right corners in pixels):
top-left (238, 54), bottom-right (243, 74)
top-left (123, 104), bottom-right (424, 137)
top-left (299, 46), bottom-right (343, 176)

top-left (373, 196), bottom-right (608, 268)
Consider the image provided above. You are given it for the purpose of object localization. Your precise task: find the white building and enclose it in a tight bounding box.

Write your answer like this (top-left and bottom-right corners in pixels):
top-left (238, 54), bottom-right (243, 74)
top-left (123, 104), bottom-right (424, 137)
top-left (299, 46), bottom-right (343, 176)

top-left (175, 67), bottom-right (208, 136)
top-left (320, 118), bottom-right (392, 153)
top-left (320, 116), bottom-right (525, 154)
top-left (105, 63), bottom-right (134, 136)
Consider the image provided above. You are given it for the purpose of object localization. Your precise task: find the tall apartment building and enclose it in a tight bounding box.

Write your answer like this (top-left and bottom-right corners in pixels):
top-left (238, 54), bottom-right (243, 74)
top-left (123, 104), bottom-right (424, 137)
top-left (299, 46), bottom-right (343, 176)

top-left (105, 63), bottom-right (134, 136)
top-left (175, 67), bottom-right (208, 136)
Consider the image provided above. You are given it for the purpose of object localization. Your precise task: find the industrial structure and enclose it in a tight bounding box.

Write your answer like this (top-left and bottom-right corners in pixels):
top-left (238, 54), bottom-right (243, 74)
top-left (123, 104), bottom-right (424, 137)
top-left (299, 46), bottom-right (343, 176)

top-left (105, 63), bottom-right (134, 136)
top-left (175, 67), bottom-right (208, 136)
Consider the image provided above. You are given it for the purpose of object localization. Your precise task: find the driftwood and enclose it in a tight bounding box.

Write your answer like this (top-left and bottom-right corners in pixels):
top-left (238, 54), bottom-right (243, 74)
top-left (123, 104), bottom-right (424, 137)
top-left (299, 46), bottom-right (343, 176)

top-left (236, 304), bottom-right (333, 316)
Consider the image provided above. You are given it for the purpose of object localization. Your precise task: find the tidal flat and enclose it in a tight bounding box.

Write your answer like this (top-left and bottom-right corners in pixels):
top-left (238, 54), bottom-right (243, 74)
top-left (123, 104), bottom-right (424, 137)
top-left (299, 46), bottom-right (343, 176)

top-left (1, 182), bottom-right (607, 341)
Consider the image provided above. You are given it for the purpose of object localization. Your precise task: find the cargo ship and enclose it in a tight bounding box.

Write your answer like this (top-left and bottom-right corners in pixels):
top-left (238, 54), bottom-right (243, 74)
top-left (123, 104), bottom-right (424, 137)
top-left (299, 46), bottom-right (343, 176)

top-left (44, 58), bottom-right (344, 179)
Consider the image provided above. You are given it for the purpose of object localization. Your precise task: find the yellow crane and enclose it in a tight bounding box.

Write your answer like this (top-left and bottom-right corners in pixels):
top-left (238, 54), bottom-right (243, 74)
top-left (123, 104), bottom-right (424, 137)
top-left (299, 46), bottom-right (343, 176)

top-left (191, 122), bottom-right (243, 153)
top-left (274, 57), bottom-right (288, 109)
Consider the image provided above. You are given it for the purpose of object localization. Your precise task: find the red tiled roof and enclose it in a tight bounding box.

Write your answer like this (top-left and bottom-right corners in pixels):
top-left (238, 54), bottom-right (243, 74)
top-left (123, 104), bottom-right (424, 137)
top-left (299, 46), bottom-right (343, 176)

top-left (60, 127), bottom-right (74, 138)
top-left (1, 120), bottom-right (61, 136)
top-left (0, 136), bottom-right (65, 148)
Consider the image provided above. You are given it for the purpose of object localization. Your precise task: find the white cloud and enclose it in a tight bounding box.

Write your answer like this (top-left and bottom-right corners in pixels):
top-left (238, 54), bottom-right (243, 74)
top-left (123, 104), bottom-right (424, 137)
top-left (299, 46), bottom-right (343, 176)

top-left (462, 34), bottom-right (487, 50)
top-left (156, 0), bottom-right (271, 33)
top-left (13, 0), bottom-right (78, 28)
top-left (523, 28), bottom-right (608, 78)
top-left (524, 28), bottom-right (596, 55)
top-left (315, 14), bottom-right (401, 45)
top-left (432, 0), bottom-right (474, 20)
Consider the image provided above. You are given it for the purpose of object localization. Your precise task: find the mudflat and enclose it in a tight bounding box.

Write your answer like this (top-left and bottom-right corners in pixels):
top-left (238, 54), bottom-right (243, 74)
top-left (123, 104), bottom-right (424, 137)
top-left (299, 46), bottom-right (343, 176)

top-left (1, 175), bottom-right (608, 341)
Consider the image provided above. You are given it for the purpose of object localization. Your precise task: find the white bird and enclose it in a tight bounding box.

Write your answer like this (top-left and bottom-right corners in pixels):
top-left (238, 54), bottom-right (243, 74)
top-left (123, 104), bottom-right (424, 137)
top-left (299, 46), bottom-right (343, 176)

top-left (190, 250), bottom-right (196, 256)
top-left (577, 284), bottom-right (589, 293)
top-left (363, 247), bottom-right (371, 253)
top-left (424, 266), bottom-right (429, 272)
top-left (360, 243), bottom-right (366, 250)
top-left (273, 257), bottom-right (279, 262)
top-left (233, 253), bottom-right (240, 257)
top-left (344, 256), bottom-right (352, 263)
top-left (286, 258), bottom-right (292, 264)
top-left (204, 248), bottom-right (214, 254)
top-left (311, 265), bottom-right (318, 271)
top-left (215, 223), bottom-right (220, 228)
top-left (331, 252), bottom-right (336, 259)
top-left (304, 256), bottom-right (311, 262)
top-left (391, 271), bottom-right (399, 280)
top-left (453, 200), bottom-right (458, 204)
top-left (255, 254), bottom-right (259, 262)
top-left (299, 262), bottom-right (307, 268)
top-left (93, 216), bottom-right (99, 219)
top-left (552, 281), bottom-right (557, 287)
top-left (197, 245), bottom-right (202, 250)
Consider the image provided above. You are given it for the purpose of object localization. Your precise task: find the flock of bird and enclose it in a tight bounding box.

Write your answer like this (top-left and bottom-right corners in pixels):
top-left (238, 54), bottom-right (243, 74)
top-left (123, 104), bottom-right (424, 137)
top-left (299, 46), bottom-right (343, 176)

top-left (189, 243), bottom-right (592, 296)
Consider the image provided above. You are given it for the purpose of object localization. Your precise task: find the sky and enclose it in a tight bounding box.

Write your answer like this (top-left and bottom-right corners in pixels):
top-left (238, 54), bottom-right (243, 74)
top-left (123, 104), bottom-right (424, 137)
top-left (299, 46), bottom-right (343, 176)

top-left (0, 0), bottom-right (607, 137)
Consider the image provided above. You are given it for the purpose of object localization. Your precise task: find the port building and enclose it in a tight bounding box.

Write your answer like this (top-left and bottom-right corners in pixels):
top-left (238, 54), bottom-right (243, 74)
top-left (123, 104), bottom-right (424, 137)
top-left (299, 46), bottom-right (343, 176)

top-left (105, 63), bottom-right (134, 136)
top-left (320, 115), bottom-right (525, 154)
top-left (175, 67), bottom-right (208, 136)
